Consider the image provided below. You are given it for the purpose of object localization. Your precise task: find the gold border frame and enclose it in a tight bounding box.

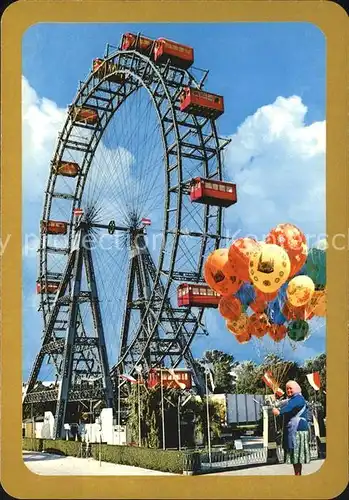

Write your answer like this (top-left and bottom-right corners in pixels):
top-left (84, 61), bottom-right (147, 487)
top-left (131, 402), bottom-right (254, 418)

top-left (1, 1), bottom-right (348, 498)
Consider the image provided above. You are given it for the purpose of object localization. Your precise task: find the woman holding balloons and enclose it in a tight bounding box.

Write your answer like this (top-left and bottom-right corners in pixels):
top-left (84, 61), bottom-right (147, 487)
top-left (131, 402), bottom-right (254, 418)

top-left (272, 380), bottom-right (311, 475)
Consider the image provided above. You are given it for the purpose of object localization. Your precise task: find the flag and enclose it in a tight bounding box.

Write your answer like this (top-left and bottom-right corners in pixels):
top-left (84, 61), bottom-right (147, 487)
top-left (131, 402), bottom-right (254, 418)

top-left (120, 374), bottom-right (138, 384)
top-left (306, 372), bottom-right (321, 391)
top-left (73, 208), bottom-right (83, 217)
top-left (262, 371), bottom-right (284, 397)
top-left (167, 369), bottom-right (186, 390)
top-left (141, 218), bottom-right (151, 226)
top-left (208, 369), bottom-right (215, 392)
top-left (205, 365), bottom-right (215, 392)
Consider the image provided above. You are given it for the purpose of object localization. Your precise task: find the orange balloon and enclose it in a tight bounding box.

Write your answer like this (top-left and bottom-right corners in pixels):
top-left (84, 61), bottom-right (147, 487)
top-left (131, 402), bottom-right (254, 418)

top-left (248, 313), bottom-right (270, 338)
top-left (234, 330), bottom-right (251, 344)
top-left (268, 324), bottom-right (287, 342)
top-left (266, 223), bottom-right (307, 277)
top-left (283, 301), bottom-right (314, 321)
top-left (255, 289), bottom-right (279, 302)
top-left (228, 238), bottom-right (260, 282)
top-left (249, 298), bottom-right (267, 314)
top-left (309, 288), bottom-right (326, 317)
top-left (226, 313), bottom-right (248, 335)
top-left (219, 296), bottom-right (242, 321)
top-left (204, 248), bottom-right (243, 297)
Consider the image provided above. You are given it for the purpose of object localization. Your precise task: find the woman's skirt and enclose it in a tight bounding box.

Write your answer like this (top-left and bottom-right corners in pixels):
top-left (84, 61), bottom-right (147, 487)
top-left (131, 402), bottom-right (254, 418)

top-left (284, 430), bottom-right (311, 464)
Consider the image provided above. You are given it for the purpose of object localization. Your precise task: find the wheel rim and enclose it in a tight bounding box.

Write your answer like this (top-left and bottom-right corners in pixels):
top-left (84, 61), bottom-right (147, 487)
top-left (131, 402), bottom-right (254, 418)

top-left (39, 47), bottom-right (225, 390)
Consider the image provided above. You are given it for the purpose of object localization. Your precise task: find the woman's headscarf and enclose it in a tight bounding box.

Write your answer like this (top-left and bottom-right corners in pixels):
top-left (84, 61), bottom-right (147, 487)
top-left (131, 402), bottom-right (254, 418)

top-left (286, 380), bottom-right (302, 394)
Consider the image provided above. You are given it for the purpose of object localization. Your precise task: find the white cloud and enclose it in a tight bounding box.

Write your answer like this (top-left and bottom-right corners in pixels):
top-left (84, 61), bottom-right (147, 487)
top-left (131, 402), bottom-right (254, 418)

top-left (22, 76), bottom-right (67, 202)
top-left (224, 95), bottom-right (326, 243)
top-left (314, 238), bottom-right (328, 250)
top-left (22, 76), bottom-right (146, 219)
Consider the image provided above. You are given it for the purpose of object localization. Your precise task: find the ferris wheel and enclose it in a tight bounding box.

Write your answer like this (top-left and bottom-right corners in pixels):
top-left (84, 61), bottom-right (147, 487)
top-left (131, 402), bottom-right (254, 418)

top-left (24, 33), bottom-right (236, 437)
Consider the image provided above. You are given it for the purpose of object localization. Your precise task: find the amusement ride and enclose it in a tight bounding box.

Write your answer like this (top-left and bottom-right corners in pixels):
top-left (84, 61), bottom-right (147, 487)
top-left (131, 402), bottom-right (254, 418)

top-left (22, 33), bottom-right (236, 438)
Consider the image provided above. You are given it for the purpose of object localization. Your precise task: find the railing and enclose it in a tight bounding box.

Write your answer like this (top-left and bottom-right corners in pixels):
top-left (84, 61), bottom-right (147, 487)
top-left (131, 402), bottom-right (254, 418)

top-left (201, 438), bottom-right (319, 471)
top-left (200, 447), bottom-right (268, 470)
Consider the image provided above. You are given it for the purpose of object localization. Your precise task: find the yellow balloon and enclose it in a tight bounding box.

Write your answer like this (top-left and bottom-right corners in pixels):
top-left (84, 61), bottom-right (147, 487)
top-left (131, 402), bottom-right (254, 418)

top-left (309, 288), bottom-right (326, 317)
top-left (286, 275), bottom-right (315, 307)
top-left (249, 243), bottom-right (291, 294)
top-left (226, 313), bottom-right (248, 336)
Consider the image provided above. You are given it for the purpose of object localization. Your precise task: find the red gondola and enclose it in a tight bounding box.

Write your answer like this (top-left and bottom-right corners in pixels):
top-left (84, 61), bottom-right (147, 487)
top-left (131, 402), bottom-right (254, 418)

top-left (41, 220), bottom-right (68, 235)
top-left (190, 177), bottom-right (237, 208)
top-left (53, 161), bottom-right (79, 178)
top-left (69, 106), bottom-right (99, 125)
top-left (92, 58), bottom-right (125, 84)
top-left (153, 38), bottom-right (194, 69)
top-left (177, 283), bottom-right (220, 308)
top-left (147, 368), bottom-right (192, 390)
top-left (179, 87), bottom-right (224, 119)
top-left (121, 33), bottom-right (154, 55)
top-left (36, 280), bottom-right (60, 294)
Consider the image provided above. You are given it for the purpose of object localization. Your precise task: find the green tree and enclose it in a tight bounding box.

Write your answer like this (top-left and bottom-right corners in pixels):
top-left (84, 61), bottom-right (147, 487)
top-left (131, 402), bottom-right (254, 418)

top-left (181, 395), bottom-right (222, 446)
top-left (258, 354), bottom-right (306, 394)
top-left (126, 383), bottom-right (188, 448)
top-left (200, 350), bottom-right (238, 393)
top-left (148, 410), bottom-right (160, 448)
top-left (126, 383), bottom-right (143, 445)
top-left (233, 356), bottom-right (306, 396)
top-left (235, 361), bottom-right (264, 394)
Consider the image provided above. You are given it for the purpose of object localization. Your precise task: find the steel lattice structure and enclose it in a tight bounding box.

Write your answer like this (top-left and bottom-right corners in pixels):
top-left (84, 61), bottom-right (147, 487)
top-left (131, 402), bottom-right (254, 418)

top-left (23, 35), bottom-right (231, 438)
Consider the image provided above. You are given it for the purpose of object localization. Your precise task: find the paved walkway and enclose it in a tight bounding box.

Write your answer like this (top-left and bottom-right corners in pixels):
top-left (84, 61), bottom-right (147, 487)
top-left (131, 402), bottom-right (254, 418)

top-left (23, 451), bottom-right (176, 475)
top-left (210, 459), bottom-right (325, 475)
top-left (23, 451), bottom-right (324, 476)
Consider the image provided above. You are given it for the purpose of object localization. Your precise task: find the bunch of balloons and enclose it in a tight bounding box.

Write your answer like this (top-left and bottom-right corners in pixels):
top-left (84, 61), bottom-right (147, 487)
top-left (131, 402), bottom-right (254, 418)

top-left (204, 223), bottom-right (326, 345)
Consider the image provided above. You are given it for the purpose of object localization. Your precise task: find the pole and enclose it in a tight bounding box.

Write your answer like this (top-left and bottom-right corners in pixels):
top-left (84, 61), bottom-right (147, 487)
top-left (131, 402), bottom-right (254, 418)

top-left (99, 434), bottom-right (101, 467)
top-left (160, 369), bottom-right (166, 450)
top-left (205, 368), bottom-right (211, 463)
top-left (90, 399), bottom-right (92, 443)
top-left (98, 417), bottom-right (102, 467)
top-left (138, 372), bottom-right (141, 447)
top-left (31, 403), bottom-right (34, 447)
top-left (177, 392), bottom-right (181, 451)
top-left (118, 373), bottom-right (121, 445)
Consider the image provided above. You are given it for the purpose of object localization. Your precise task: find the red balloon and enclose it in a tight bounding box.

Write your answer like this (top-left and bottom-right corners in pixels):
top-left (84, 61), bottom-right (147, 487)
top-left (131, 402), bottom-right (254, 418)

top-left (248, 313), bottom-right (270, 338)
top-left (234, 330), bottom-right (251, 344)
top-left (268, 324), bottom-right (287, 342)
top-left (255, 289), bottom-right (279, 302)
top-left (249, 298), bottom-right (267, 314)
top-left (226, 314), bottom-right (249, 336)
top-left (265, 223), bottom-right (307, 277)
top-left (218, 296), bottom-right (242, 321)
top-left (228, 238), bottom-right (260, 282)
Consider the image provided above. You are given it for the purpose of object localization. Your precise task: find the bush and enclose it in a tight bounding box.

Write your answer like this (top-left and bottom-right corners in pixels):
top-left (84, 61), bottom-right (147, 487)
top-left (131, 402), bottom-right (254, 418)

top-left (22, 437), bottom-right (43, 452)
top-left (22, 437), bottom-right (201, 474)
top-left (42, 439), bottom-right (82, 457)
top-left (90, 443), bottom-right (185, 474)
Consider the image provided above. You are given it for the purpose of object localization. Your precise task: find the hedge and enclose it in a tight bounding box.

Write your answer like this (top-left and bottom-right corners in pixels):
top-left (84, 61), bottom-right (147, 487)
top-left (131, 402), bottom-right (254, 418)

top-left (22, 437), bottom-right (81, 456)
top-left (43, 439), bottom-right (82, 457)
top-left (22, 437), bottom-right (43, 452)
top-left (90, 443), bottom-right (184, 474)
top-left (22, 438), bottom-right (198, 474)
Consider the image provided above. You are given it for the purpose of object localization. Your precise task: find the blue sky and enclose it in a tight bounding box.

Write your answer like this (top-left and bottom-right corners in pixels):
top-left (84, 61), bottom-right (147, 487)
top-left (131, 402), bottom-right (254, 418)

top-left (22, 22), bottom-right (326, 380)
